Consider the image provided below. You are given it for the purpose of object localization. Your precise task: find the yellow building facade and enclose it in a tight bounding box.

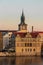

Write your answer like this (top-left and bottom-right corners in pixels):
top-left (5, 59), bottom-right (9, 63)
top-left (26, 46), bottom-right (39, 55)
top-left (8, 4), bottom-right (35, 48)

top-left (15, 11), bottom-right (43, 56)
top-left (15, 33), bottom-right (42, 56)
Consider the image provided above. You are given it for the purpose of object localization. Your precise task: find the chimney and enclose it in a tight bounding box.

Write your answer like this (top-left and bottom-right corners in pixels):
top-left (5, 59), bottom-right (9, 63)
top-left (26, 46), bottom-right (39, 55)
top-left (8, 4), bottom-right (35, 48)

top-left (32, 26), bottom-right (33, 32)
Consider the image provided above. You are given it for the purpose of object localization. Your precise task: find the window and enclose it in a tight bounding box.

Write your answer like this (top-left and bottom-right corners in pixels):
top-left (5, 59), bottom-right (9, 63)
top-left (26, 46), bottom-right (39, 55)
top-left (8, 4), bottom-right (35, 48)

top-left (25, 43), bottom-right (26, 46)
top-left (9, 34), bottom-right (10, 36)
top-left (30, 43), bottom-right (32, 47)
top-left (33, 49), bottom-right (35, 51)
top-left (25, 43), bottom-right (29, 47)
top-left (9, 40), bottom-right (11, 42)
top-left (27, 43), bottom-right (29, 46)
top-left (22, 49), bottom-right (24, 52)
top-left (9, 38), bottom-right (10, 39)
top-left (28, 49), bottom-right (29, 51)
top-left (30, 49), bottom-right (32, 52)
top-left (25, 49), bottom-right (27, 52)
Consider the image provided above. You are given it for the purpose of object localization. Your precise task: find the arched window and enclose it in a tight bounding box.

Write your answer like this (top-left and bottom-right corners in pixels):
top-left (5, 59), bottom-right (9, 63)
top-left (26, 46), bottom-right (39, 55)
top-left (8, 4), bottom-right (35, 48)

top-left (28, 49), bottom-right (29, 51)
top-left (33, 49), bottom-right (35, 51)
top-left (22, 49), bottom-right (24, 52)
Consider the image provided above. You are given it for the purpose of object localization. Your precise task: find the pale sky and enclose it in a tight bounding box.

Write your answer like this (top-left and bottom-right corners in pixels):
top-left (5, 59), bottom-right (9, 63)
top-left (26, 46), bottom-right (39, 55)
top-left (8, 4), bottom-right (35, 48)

top-left (0, 0), bottom-right (43, 32)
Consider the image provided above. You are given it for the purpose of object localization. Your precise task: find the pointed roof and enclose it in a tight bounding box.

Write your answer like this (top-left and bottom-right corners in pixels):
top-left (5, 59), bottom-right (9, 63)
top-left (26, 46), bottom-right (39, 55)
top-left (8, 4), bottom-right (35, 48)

top-left (21, 10), bottom-right (25, 24)
top-left (22, 10), bottom-right (24, 17)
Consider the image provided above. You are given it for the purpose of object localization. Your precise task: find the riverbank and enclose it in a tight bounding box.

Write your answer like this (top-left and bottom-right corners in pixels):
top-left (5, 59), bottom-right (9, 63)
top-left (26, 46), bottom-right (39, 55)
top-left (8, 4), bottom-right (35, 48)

top-left (0, 52), bottom-right (42, 57)
top-left (0, 52), bottom-right (15, 56)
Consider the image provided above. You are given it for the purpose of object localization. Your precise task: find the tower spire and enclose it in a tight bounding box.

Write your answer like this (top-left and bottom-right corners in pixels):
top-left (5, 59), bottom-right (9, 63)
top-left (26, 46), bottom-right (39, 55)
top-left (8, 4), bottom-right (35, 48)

top-left (18, 10), bottom-right (27, 31)
top-left (22, 10), bottom-right (24, 17)
top-left (21, 10), bottom-right (25, 24)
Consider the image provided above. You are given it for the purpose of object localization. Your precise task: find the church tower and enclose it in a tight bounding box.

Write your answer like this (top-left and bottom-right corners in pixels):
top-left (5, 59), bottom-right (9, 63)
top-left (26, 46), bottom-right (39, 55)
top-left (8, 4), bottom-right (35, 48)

top-left (18, 11), bottom-right (27, 32)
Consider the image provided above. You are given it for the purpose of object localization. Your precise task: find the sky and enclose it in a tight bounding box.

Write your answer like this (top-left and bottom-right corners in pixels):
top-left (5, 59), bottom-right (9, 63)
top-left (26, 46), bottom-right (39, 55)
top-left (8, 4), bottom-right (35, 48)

top-left (0, 0), bottom-right (43, 32)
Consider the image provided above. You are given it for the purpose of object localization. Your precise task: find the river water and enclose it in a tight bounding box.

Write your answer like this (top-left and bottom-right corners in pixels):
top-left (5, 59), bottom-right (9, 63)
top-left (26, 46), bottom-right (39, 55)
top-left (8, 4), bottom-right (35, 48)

top-left (0, 57), bottom-right (43, 65)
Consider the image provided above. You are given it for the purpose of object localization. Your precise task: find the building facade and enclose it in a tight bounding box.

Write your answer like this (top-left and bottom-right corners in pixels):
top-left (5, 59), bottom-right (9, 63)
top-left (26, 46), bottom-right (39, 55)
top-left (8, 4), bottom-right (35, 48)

top-left (0, 32), bottom-right (3, 51)
top-left (15, 11), bottom-right (43, 56)
top-left (3, 32), bottom-right (12, 50)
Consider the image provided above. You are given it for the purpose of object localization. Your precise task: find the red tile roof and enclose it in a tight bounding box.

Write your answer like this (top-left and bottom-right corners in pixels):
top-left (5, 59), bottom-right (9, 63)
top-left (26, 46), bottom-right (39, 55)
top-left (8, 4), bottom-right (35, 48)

top-left (32, 31), bottom-right (43, 33)
top-left (30, 32), bottom-right (39, 38)
top-left (14, 32), bottom-right (27, 37)
top-left (13, 31), bottom-right (43, 38)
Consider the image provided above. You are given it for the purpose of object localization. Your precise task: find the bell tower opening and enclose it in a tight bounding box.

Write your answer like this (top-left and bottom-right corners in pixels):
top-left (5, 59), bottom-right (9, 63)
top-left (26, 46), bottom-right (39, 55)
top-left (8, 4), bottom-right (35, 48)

top-left (18, 11), bottom-right (27, 32)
